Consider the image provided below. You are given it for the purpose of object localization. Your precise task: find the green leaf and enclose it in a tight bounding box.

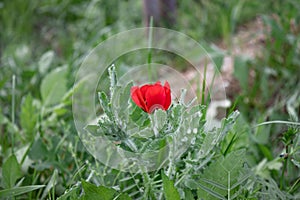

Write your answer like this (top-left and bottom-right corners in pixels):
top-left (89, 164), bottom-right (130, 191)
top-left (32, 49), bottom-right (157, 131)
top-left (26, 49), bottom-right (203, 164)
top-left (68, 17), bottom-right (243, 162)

top-left (28, 138), bottom-right (48, 160)
top-left (129, 127), bottom-right (153, 138)
top-left (129, 104), bottom-right (149, 128)
top-left (0, 185), bottom-right (45, 198)
top-left (98, 91), bottom-right (114, 121)
top-left (81, 180), bottom-right (116, 200)
top-left (197, 184), bottom-right (227, 200)
top-left (151, 109), bottom-right (167, 131)
top-left (168, 104), bottom-right (184, 130)
top-left (221, 115), bottom-right (250, 156)
top-left (84, 125), bottom-right (100, 136)
top-left (108, 64), bottom-right (117, 97)
top-left (38, 51), bottom-right (55, 74)
top-left (2, 155), bottom-right (22, 188)
top-left (162, 171), bottom-right (181, 200)
top-left (111, 81), bottom-right (133, 124)
top-left (118, 81), bottom-right (133, 112)
top-left (20, 94), bottom-right (39, 141)
top-left (129, 104), bottom-right (144, 123)
top-left (117, 193), bottom-right (132, 200)
top-left (184, 188), bottom-right (195, 200)
top-left (40, 66), bottom-right (67, 106)
top-left (196, 149), bottom-right (248, 200)
top-left (200, 111), bottom-right (239, 159)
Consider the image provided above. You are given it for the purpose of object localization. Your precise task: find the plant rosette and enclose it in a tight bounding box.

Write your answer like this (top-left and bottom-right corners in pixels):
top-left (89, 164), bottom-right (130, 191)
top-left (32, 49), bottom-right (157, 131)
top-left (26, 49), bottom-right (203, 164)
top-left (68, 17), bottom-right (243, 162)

top-left (84, 65), bottom-right (238, 172)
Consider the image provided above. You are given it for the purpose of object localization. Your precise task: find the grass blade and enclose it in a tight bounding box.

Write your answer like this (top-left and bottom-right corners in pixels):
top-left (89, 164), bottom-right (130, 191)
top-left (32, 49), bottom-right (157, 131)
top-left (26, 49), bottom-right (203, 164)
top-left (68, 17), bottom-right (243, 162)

top-left (0, 185), bottom-right (45, 198)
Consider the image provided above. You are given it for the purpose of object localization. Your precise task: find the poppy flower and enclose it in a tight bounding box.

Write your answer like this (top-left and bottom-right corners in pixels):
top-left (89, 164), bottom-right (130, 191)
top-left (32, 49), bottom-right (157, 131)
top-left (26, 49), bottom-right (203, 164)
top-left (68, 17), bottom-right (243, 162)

top-left (130, 81), bottom-right (171, 113)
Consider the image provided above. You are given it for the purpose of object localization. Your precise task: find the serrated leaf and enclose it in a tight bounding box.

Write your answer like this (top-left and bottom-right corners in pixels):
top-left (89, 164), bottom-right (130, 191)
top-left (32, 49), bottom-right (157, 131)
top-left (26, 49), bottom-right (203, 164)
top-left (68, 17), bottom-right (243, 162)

top-left (197, 184), bottom-right (227, 200)
top-left (111, 82), bottom-right (132, 124)
top-left (230, 172), bottom-right (252, 190)
top-left (39, 51), bottom-right (55, 74)
top-left (20, 94), bottom-right (39, 141)
top-left (41, 66), bottom-right (67, 106)
top-left (200, 178), bottom-right (227, 190)
top-left (2, 155), bottom-right (22, 188)
top-left (197, 149), bottom-right (248, 200)
top-left (169, 104), bottom-right (184, 130)
top-left (0, 185), bottom-right (45, 198)
top-left (98, 91), bottom-right (114, 121)
top-left (162, 171), bottom-right (180, 200)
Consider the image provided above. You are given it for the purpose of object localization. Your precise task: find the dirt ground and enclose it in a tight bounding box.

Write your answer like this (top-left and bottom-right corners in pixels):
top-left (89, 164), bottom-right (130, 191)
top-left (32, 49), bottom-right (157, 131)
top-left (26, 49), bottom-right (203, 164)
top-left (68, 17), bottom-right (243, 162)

top-left (182, 17), bottom-right (266, 125)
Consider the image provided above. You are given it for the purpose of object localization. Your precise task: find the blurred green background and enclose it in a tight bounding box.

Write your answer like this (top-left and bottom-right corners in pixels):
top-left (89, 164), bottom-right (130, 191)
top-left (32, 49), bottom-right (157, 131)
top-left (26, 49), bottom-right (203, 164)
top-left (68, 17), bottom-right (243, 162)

top-left (0, 0), bottom-right (299, 199)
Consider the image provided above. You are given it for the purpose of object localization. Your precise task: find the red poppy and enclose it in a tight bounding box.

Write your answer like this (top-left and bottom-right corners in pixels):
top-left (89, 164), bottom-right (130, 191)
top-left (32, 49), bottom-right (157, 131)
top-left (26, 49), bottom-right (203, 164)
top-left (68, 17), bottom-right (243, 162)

top-left (130, 81), bottom-right (171, 113)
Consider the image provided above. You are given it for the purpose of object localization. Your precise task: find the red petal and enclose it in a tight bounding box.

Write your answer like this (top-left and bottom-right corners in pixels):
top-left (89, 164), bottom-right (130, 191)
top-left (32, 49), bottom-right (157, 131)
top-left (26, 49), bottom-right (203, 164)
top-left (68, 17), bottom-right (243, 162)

top-left (140, 84), bottom-right (151, 99)
top-left (145, 83), bottom-right (166, 113)
top-left (163, 81), bottom-right (171, 110)
top-left (131, 86), bottom-right (148, 112)
top-left (131, 81), bottom-right (172, 113)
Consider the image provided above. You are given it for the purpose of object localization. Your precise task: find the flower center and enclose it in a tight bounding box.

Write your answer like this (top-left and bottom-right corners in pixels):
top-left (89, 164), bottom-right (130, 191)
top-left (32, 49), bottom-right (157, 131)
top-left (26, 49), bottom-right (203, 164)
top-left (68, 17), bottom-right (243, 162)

top-left (149, 104), bottom-right (165, 113)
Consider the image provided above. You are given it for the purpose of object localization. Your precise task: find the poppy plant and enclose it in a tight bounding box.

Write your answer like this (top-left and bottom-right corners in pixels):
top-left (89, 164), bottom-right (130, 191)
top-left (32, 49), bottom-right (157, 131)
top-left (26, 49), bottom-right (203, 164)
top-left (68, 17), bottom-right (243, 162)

top-left (130, 81), bottom-right (171, 113)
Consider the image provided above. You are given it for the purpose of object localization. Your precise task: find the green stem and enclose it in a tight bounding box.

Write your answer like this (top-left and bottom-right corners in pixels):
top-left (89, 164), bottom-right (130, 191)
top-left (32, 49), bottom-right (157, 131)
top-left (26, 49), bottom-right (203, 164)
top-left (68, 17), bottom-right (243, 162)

top-left (72, 137), bottom-right (82, 179)
top-left (147, 16), bottom-right (153, 82)
top-left (201, 59), bottom-right (207, 105)
top-left (280, 145), bottom-right (289, 190)
top-left (11, 75), bottom-right (16, 154)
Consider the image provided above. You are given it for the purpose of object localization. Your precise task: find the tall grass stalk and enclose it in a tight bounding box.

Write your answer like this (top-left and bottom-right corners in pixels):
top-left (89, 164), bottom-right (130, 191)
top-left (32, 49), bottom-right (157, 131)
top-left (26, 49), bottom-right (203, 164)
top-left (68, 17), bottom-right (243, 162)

top-left (280, 146), bottom-right (288, 190)
top-left (147, 17), bottom-right (154, 82)
top-left (255, 121), bottom-right (300, 127)
top-left (201, 59), bottom-right (207, 105)
top-left (11, 75), bottom-right (16, 154)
